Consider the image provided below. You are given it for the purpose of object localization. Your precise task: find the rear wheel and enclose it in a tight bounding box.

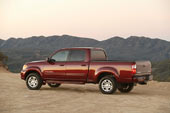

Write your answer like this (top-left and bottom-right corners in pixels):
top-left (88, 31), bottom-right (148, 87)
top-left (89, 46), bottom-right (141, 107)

top-left (48, 83), bottom-right (61, 88)
top-left (118, 83), bottom-right (134, 93)
top-left (99, 76), bottom-right (117, 94)
top-left (26, 73), bottom-right (42, 90)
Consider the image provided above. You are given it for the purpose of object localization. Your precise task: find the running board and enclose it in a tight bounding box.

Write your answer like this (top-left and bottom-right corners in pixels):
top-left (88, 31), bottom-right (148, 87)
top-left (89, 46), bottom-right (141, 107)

top-left (46, 80), bottom-right (85, 84)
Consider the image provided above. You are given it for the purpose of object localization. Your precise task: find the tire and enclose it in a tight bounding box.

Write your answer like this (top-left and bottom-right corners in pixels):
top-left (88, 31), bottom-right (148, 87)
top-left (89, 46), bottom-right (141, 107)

top-left (26, 73), bottom-right (43, 90)
top-left (118, 83), bottom-right (134, 93)
top-left (99, 76), bottom-right (117, 94)
top-left (48, 83), bottom-right (61, 88)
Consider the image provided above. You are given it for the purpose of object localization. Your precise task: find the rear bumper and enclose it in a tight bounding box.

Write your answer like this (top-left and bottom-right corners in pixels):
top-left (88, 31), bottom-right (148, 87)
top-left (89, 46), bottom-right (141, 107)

top-left (133, 75), bottom-right (153, 84)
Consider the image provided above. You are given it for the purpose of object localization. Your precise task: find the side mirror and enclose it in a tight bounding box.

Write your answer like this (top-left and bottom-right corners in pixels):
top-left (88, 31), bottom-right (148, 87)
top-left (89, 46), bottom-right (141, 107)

top-left (46, 57), bottom-right (55, 63)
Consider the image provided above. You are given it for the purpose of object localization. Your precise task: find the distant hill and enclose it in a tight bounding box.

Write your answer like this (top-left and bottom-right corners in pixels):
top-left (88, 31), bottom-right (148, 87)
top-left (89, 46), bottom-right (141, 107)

top-left (152, 60), bottom-right (170, 82)
top-left (0, 35), bottom-right (170, 81)
top-left (0, 51), bottom-right (8, 71)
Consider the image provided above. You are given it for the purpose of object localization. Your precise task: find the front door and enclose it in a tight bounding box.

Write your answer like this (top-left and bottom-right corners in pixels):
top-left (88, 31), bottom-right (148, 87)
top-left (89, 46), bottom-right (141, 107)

top-left (66, 50), bottom-right (89, 82)
top-left (43, 50), bottom-right (69, 80)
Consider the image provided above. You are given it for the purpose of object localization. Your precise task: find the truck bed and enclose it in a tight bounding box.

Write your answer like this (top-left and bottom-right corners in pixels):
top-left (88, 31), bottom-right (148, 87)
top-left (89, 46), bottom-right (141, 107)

top-left (91, 60), bottom-right (152, 76)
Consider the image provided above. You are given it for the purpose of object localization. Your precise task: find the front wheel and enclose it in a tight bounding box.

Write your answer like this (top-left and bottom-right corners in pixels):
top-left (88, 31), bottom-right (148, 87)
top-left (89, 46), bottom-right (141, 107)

top-left (118, 83), bottom-right (134, 93)
top-left (48, 83), bottom-right (61, 88)
top-left (99, 76), bottom-right (117, 94)
top-left (26, 73), bottom-right (43, 90)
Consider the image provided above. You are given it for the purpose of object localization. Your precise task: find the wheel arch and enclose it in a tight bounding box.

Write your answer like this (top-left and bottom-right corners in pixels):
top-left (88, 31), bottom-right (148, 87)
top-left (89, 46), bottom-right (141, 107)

top-left (24, 68), bottom-right (42, 80)
top-left (96, 72), bottom-right (118, 83)
top-left (95, 67), bottom-right (119, 83)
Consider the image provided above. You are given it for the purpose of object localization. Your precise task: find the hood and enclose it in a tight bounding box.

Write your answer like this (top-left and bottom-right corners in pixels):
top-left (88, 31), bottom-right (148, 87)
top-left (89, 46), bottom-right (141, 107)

top-left (26, 60), bottom-right (47, 65)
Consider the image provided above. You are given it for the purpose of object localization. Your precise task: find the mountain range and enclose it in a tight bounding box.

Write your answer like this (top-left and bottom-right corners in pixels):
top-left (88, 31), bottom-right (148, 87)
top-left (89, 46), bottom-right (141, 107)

top-left (0, 35), bottom-right (170, 77)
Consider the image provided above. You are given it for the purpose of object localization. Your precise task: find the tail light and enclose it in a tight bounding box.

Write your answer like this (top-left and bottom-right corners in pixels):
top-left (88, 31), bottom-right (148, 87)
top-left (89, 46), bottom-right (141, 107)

top-left (132, 64), bottom-right (136, 74)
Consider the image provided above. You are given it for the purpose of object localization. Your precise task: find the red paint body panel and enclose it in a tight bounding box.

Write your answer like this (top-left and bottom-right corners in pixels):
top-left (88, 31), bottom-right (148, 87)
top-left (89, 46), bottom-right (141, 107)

top-left (66, 62), bottom-right (89, 82)
top-left (88, 61), bottom-right (134, 83)
top-left (21, 47), bottom-right (151, 84)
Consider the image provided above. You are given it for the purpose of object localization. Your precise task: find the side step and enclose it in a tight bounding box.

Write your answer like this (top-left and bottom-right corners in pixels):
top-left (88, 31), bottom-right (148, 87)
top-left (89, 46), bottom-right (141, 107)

top-left (46, 80), bottom-right (85, 85)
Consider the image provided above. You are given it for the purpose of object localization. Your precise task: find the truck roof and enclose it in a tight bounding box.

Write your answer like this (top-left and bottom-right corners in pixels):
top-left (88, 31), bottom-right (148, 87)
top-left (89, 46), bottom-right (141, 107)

top-left (61, 47), bottom-right (104, 50)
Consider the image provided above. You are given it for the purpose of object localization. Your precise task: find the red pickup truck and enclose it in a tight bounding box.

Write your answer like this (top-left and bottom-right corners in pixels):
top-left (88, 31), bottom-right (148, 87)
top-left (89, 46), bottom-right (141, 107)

top-left (21, 47), bottom-right (152, 94)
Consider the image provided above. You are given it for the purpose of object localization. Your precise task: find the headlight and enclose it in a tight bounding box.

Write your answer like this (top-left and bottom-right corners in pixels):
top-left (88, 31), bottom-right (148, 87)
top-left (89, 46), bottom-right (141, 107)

top-left (22, 65), bottom-right (28, 70)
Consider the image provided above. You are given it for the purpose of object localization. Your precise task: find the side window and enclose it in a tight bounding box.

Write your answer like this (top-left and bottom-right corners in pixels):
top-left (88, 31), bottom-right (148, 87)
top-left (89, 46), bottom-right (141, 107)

top-left (51, 50), bottom-right (69, 62)
top-left (69, 50), bottom-right (86, 61)
top-left (91, 50), bottom-right (106, 61)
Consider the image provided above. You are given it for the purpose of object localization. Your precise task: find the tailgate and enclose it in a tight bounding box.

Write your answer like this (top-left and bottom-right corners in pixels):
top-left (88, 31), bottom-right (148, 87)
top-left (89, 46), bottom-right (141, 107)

top-left (135, 61), bottom-right (151, 75)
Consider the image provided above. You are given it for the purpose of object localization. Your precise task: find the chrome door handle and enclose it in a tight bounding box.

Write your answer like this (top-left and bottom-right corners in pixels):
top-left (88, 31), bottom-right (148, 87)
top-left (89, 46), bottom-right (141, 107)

top-left (59, 64), bottom-right (64, 66)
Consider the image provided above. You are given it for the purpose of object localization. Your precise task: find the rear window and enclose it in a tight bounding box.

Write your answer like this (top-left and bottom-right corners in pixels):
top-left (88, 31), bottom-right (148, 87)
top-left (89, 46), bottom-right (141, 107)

top-left (69, 50), bottom-right (86, 61)
top-left (91, 50), bottom-right (107, 61)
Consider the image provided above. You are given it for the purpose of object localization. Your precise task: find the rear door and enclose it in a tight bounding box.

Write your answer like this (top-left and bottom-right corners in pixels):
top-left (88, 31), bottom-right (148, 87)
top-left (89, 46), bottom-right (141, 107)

top-left (66, 49), bottom-right (89, 82)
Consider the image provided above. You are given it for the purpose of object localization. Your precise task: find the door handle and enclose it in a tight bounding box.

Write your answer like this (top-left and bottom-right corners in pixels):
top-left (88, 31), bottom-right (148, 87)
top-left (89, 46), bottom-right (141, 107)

top-left (81, 64), bottom-right (86, 66)
top-left (59, 64), bottom-right (64, 66)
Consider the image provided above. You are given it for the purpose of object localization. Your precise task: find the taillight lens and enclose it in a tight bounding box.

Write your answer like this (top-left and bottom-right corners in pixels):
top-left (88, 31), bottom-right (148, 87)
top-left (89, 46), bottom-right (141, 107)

top-left (132, 64), bottom-right (136, 74)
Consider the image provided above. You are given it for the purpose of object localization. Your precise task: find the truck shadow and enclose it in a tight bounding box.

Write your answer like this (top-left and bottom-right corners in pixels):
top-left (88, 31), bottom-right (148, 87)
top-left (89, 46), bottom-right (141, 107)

top-left (41, 87), bottom-right (99, 93)
top-left (40, 86), bottom-right (153, 95)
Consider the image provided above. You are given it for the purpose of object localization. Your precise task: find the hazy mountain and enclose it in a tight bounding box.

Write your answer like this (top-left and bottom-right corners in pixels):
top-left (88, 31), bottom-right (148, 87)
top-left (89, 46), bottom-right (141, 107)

top-left (0, 39), bottom-right (4, 46)
top-left (152, 59), bottom-right (170, 81)
top-left (0, 35), bottom-right (170, 74)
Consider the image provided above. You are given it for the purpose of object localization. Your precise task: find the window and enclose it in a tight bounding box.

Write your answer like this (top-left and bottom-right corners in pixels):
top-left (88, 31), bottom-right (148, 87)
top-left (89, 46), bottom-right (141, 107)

top-left (69, 50), bottom-right (86, 61)
top-left (91, 50), bottom-right (106, 61)
top-left (51, 50), bottom-right (69, 62)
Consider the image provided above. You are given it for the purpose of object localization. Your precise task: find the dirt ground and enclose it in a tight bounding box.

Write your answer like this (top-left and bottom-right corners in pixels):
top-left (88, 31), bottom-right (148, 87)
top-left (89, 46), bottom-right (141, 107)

top-left (0, 68), bottom-right (170, 113)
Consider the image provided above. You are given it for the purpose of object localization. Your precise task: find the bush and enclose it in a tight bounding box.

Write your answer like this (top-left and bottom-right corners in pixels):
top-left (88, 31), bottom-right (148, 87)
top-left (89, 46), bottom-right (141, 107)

top-left (0, 51), bottom-right (8, 62)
